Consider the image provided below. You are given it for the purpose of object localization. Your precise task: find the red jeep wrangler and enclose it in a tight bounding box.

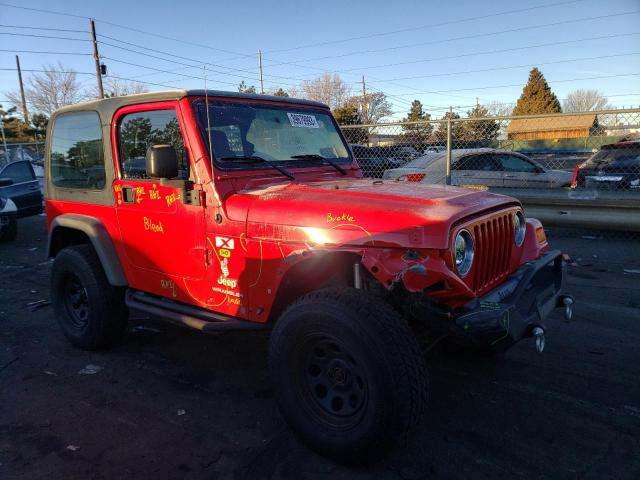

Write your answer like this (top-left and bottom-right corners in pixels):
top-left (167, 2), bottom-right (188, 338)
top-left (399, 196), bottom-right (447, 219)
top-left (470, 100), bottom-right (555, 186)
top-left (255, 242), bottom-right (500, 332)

top-left (45, 90), bottom-right (573, 462)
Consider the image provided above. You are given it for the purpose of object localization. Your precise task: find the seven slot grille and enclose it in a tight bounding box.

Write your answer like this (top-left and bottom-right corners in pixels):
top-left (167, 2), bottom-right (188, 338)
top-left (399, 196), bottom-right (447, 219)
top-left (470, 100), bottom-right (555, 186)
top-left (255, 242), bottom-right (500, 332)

top-left (470, 211), bottom-right (516, 293)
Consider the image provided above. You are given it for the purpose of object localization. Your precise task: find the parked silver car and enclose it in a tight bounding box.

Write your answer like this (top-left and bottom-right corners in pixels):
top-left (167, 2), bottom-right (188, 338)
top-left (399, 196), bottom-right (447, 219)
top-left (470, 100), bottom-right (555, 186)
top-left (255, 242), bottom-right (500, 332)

top-left (382, 148), bottom-right (573, 188)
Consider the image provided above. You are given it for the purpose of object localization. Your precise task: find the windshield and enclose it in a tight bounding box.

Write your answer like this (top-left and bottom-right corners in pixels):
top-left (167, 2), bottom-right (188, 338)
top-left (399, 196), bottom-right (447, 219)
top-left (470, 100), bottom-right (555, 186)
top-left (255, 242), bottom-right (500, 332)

top-left (583, 146), bottom-right (640, 167)
top-left (194, 100), bottom-right (351, 169)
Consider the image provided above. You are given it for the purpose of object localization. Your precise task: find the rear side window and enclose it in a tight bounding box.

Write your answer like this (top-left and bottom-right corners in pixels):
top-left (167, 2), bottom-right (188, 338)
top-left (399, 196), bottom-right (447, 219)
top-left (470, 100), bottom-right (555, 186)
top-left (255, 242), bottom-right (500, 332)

top-left (0, 161), bottom-right (35, 183)
top-left (50, 112), bottom-right (105, 189)
top-left (498, 154), bottom-right (538, 173)
top-left (118, 109), bottom-right (189, 180)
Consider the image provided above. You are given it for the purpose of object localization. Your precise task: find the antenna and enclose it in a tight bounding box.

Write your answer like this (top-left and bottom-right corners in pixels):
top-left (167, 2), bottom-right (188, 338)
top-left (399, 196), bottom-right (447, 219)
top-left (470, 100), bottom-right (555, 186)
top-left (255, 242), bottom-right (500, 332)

top-left (203, 65), bottom-right (213, 165)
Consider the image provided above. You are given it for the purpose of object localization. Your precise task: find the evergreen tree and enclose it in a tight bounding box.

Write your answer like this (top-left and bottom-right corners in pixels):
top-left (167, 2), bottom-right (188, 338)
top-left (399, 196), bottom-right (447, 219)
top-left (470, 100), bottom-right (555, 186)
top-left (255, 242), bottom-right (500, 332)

top-left (238, 81), bottom-right (257, 94)
top-left (272, 88), bottom-right (289, 97)
top-left (513, 68), bottom-right (561, 115)
top-left (0, 104), bottom-right (33, 142)
top-left (31, 114), bottom-right (49, 142)
top-left (463, 104), bottom-right (500, 142)
top-left (432, 111), bottom-right (463, 143)
top-left (333, 104), bottom-right (368, 144)
top-left (402, 100), bottom-right (432, 142)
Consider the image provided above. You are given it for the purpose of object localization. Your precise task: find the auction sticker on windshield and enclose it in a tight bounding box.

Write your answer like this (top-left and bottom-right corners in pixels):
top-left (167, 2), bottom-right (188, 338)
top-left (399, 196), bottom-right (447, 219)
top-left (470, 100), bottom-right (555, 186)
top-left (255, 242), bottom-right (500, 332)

top-left (287, 113), bottom-right (319, 128)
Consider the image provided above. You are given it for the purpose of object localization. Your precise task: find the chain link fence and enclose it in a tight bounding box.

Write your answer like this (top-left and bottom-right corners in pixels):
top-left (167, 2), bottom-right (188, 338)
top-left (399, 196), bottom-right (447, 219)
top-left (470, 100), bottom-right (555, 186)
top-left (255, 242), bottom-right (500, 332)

top-left (341, 109), bottom-right (640, 234)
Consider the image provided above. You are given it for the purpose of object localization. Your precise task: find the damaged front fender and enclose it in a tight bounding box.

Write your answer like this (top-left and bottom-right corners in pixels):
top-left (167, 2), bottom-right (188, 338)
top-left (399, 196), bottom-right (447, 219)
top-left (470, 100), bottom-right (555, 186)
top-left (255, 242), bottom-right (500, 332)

top-left (360, 247), bottom-right (475, 301)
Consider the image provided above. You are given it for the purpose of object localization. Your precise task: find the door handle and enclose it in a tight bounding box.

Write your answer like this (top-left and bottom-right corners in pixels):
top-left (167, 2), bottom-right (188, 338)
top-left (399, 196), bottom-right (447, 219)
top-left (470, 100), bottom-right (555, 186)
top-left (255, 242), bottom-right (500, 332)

top-left (122, 186), bottom-right (135, 203)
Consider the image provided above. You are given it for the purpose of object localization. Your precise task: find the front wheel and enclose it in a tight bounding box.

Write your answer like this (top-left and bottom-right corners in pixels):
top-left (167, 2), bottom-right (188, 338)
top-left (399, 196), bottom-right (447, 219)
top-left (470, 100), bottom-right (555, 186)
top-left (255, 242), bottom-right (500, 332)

top-left (268, 288), bottom-right (428, 464)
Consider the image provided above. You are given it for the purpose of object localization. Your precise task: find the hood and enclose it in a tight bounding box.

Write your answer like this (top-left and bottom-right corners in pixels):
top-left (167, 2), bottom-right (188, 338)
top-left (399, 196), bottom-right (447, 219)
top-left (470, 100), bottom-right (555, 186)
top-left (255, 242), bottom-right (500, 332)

top-left (227, 178), bottom-right (519, 249)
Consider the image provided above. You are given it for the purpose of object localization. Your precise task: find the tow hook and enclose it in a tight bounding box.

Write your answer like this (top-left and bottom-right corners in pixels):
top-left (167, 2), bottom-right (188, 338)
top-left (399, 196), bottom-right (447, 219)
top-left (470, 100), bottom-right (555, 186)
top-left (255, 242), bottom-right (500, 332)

top-left (562, 296), bottom-right (574, 321)
top-left (532, 326), bottom-right (546, 353)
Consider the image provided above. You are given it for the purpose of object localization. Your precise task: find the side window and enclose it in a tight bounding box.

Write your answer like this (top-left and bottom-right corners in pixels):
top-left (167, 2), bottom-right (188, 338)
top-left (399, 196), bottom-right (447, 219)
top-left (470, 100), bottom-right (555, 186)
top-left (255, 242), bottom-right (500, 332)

top-left (499, 154), bottom-right (537, 173)
top-left (118, 109), bottom-right (189, 180)
top-left (454, 154), bottom-right (497, 171)
top-left (0, 162), bottom-right (34, 183)
top-left (50, 111), bottom-right (105, 189)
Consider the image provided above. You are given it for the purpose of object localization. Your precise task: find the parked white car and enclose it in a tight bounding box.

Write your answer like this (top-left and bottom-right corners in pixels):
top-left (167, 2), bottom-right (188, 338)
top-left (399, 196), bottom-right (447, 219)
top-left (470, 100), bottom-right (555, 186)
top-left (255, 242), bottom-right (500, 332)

top-left (382, 148), bottom-right (573, 188)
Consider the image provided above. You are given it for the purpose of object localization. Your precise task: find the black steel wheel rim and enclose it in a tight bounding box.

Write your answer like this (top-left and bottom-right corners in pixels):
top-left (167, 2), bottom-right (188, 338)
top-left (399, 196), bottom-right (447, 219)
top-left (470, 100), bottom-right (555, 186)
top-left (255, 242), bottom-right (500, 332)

top-left (63, 274), bottom-right (89, 329)
top-left (296, 335), bottom-right (368, 428)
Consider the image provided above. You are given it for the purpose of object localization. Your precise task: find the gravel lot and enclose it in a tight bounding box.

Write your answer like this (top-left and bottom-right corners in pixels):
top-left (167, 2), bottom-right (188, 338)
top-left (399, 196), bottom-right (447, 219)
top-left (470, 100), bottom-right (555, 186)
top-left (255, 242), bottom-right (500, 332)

top-left (1, 216), bottom-right (639, 480)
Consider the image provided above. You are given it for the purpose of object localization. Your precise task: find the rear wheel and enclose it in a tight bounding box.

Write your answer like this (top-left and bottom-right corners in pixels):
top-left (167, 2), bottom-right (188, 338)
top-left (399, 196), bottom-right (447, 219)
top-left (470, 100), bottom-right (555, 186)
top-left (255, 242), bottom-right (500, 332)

top-left (268, 288), bottom-right (428, 463)
top-left (51, 244), bottom-right (128, 350)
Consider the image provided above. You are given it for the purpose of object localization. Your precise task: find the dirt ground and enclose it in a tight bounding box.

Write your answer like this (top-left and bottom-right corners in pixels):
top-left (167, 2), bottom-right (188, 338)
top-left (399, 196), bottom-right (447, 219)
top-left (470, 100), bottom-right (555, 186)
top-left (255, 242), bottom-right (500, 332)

top-left (1, 216), bottom-right (639, 480)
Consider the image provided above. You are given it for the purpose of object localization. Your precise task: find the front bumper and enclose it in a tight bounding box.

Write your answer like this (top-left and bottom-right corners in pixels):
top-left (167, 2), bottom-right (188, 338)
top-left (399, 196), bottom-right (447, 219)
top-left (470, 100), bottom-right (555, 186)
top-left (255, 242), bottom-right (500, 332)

top-left (453, 249), bottom-right (572, 349)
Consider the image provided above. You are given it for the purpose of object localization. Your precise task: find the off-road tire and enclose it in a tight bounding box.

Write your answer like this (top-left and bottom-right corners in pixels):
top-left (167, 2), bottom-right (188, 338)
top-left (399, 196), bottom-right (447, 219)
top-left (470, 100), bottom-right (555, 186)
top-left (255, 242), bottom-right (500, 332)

top-left (268, 287), bottom-right (428, 464)
top-left (51, 244), bottom-right (127, 350)
top-left (0, 217), bottom-right (17, 242)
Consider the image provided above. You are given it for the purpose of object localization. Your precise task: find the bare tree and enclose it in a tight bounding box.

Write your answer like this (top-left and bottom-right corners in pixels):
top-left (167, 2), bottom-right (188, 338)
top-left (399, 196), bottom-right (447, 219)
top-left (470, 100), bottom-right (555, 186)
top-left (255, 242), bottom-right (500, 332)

top-left (100, 77), bottom-right (149, 98)
top-left (301, 73), bottom-right (351, 109)
top-left (349, 91), bottom-right (392, 123)
top-left (563, 89), bottom-right (610, 112)
top-left (6, 63), bottom-right (84, 115)
top-left (486, 100), bottom-right (514, 117)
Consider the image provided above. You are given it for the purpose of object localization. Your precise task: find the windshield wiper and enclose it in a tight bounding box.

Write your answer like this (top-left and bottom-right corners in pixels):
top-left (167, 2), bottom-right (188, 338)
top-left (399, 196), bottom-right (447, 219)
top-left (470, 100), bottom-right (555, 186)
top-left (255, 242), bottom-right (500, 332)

top-left (219, 156), bottom-right (295, 180)
top-left (290, 154), bottom-right (347, 175)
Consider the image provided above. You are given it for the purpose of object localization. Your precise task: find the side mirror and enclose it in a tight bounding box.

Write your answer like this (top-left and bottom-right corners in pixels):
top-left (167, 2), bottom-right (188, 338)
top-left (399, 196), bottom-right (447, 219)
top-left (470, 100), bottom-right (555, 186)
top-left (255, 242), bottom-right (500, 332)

top-left (0, 178), bottom-right (13, 187)
top-left (146, 145), bottom-right (178, 179)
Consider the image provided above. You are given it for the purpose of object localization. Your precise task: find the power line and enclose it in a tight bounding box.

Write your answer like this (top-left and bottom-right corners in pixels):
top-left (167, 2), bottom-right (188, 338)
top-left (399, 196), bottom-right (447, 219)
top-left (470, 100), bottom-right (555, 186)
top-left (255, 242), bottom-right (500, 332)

top-left (371, 52), bottom-right (640, 83)
top-left (0, 67), bottom-right (94, 74)
top-left (376, 72), bottom-right (640, 97)
top-left (94, 20), bottom-right (254, 60)
top-left (285, 32), bottom-right (640, 101)
top-left (263, 0), bottom-right (586, 54)
top-left (0, 49), bottom-right (91, 56)
top-left (0, 24), bottom-right (87, 33)
top-left (0, 2), bottom-right (255, 60)
top-left (0, 32), bottom-right (90, 41)
top-left (0, 67), bottom-right (183, 90)
top-left (97, 36), bottom-right (299, 85)
top-left (100, 56), bottom-right (241, 87)
top-left (312, 32), bottom-right (640, 77)
top-left (0, 2), bottom-right (89, 20)
top-left (262, 11), bottom-right (640, 69)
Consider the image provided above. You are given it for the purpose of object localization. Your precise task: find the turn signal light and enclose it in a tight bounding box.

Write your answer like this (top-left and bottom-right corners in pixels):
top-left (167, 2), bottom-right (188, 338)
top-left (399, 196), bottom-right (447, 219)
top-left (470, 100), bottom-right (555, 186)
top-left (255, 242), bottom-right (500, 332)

top-left (536, 227), bottom-right (547, 244)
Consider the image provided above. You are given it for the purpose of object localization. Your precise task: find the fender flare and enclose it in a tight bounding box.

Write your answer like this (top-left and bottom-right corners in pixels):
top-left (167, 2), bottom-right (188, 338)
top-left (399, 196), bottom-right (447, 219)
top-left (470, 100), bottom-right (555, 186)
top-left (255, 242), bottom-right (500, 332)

top-left (48, 214), bottom-right (128, 286)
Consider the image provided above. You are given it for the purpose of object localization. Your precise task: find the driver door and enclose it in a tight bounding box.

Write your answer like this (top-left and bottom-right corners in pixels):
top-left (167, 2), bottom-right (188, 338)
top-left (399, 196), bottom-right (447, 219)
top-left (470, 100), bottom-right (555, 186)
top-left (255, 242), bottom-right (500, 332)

top-left (113, 102), bottom-right (206, 292)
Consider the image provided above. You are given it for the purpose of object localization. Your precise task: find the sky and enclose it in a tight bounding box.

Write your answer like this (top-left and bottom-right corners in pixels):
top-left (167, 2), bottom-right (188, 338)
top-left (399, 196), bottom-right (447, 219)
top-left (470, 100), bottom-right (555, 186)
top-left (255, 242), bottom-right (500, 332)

top-left (1, 0), bottom-right (639, 120)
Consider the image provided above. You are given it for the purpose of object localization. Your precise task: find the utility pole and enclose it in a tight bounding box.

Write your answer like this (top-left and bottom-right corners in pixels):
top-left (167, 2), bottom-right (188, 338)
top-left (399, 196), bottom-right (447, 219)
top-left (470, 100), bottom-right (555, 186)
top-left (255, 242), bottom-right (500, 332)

top-left (0, 117), bottom-right (8, 168)
top-left (258, 50), bottom-right (264, 94)
top-left (361, 75), bottom-right (368, 124)
top-left (445, 105), bottom-right (452, 185)
top-left (15, 55), bottom-right (29, 124)
top-left (90, 19), bottom-right (104, 99)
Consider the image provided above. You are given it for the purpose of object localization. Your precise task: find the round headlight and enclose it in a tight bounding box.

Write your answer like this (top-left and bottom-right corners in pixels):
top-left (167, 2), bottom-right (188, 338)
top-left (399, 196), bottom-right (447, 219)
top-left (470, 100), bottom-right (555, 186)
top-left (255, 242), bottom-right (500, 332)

top-left (454, 230), bottom-right (474, 277)
top-left (514, 211), bottom-right (526, 247)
